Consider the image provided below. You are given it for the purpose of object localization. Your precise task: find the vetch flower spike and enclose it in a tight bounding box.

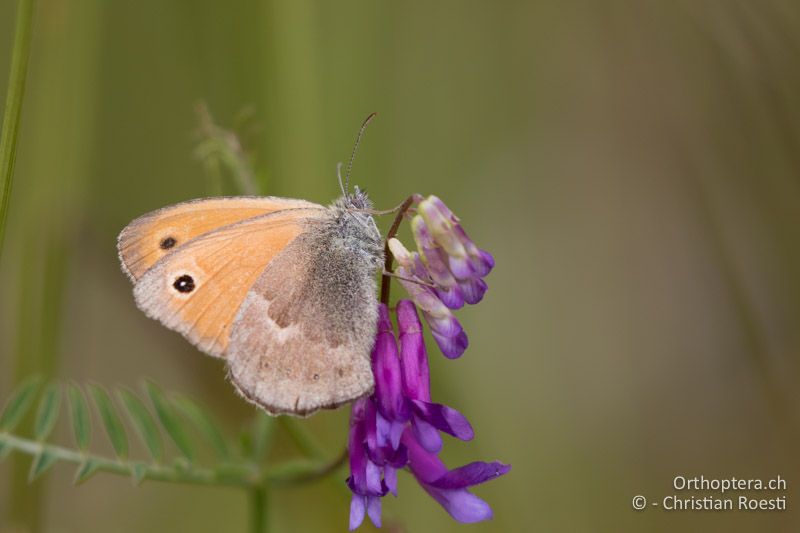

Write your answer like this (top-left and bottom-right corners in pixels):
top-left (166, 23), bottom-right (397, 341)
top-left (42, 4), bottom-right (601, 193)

top-left (347, 194), bottom-right (507, 529)
top-left (388, 239), bottom-right (469, 358)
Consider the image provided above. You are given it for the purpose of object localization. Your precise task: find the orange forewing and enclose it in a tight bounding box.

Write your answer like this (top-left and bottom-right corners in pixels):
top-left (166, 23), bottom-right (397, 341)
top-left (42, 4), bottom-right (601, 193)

top-left (117, 196), bottom-right (321, 281)
top-left (130, 207), bottom-right (325, 358)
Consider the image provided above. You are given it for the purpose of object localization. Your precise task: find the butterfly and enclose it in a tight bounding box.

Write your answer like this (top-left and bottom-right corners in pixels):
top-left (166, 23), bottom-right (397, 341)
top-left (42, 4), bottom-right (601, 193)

top-left (117, 118), bottom-right (386, 417)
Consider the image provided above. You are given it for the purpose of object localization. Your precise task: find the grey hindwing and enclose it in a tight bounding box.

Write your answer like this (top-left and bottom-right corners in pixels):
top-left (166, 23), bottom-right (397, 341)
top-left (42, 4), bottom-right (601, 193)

top-left (226, 207), bottom-right (383, 416)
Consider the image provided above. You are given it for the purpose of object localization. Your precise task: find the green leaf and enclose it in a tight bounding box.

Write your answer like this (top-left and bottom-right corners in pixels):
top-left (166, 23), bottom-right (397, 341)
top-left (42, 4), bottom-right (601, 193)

top-left (67, 383), bottom-right (91, 451)
top-left (251, 412), bottom-right (276, 462)
top-left (74, 458), bottom-right (100, 485)
top-left (28, 449), bottom-right (58, 481)
top-left (117, 388), bottom-right (162, 461)
top-left (130, 462), bottom-right (146, 485)
top-left (0, 375), bottom-right (42, 431)
top-left (33, 382), bottom-right (61, 441)
top-left (88, 384), bottom-right (128, 459)
top-left (144, 381), bottom-right (193, 460)
top-left (172, 394), bottom-right (230, 459)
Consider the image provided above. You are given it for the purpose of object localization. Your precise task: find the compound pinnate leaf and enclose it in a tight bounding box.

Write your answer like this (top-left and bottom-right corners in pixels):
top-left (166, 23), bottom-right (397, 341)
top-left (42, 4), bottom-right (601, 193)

top-left (67, 384), bottom-right (91, 451)
top-left (144, 381), bottom-right (193, 461)
top-left (130, 462), bottom-right (147, 485)
top-left (74, 458), bottom-right (100, 485)
top-left (173, 394), bottom-right (230, 459)
top-left (117, 388), bottom-right (162, 462)
top-left (0, 376), bottom-right (42, 432)
top-left (33, 383), bottom-right (61, 441)
top-left (29, 449), bottom-right (58, 481)
top-left (88, 384), bottom-right (128, 459)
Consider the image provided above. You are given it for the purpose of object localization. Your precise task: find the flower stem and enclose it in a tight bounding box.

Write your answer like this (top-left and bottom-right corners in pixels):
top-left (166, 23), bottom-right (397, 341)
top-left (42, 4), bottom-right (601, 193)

top-left (249, 486), bottom-right (269, 533)
top-left (380, 195), bottom-right (416, 305)
top-left (0, 0), bottom-right (36, 260)
top-left (265, 447), bottom-right (348, 487)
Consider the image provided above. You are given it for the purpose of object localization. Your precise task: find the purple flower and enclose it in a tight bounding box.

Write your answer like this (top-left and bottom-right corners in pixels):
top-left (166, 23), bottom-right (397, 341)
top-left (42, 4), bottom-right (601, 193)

top-left (346, 194), bottom-right (507, 530)
top-left (416, 196), bottom-right (494, 282)
top-left (386, 195), bottom-right (493, 359)
top-left (347, 303), bottom-right (509, 529)
top-left (371, 305), bottom-right (408, 423)
top-left (403, 428), bottom-right (511, 523)
top-left (347, 398), bottom-right (388, 530)
top-left (397, 301), bottom-right (473, 452)
top-left (389, 239), bottom-right (468, 359)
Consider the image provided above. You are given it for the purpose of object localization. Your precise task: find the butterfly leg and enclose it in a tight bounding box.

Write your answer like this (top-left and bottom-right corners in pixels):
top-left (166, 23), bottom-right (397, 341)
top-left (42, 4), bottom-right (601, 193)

top-left (381, 269), bottom-right (436, 288)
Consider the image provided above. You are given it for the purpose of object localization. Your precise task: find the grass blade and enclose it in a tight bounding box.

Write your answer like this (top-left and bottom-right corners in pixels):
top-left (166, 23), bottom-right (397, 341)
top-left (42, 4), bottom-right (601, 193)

top-left (144, 381), bottom-right (193, 460)
top-left (0, 0), bottom-right (37, 258)
top-left (117, 387), bottom-right (162, 462)
top-left (28, 449), bottom-right (57, 481)
top-left (33, 382), bottom-right (61, 441)
top-left (172, 394), bottom-right (230, 459)
top-left (88, 384), bottom-right (128, 459)
top-left (66, 384), bottom-right (90, 451)
top-left (0, 375), bottom-right (41, 431)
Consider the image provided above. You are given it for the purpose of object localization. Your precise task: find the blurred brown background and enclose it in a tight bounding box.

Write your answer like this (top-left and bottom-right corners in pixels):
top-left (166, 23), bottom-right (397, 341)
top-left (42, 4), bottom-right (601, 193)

top-left (1, 0), bottom-right (799, 531)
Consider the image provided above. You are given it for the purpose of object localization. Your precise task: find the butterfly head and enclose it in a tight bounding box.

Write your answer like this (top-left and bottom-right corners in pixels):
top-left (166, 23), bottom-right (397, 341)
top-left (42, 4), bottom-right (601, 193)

top-left (327, 187), bottom-right (383, 269)
top-left (341, 186), bottom-right (372, 210)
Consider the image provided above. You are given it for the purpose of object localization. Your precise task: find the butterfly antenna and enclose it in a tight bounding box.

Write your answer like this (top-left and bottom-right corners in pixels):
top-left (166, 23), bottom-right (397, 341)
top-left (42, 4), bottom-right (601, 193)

top-left (344, 112), bottom-right (377, 195)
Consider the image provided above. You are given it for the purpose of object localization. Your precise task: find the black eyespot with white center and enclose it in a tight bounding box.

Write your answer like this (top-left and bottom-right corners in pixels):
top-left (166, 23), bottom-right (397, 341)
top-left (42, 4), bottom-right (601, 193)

top-left (160, 236), bottom-right (177, 250)
top-left (173, 274), bottom-right (195, 293)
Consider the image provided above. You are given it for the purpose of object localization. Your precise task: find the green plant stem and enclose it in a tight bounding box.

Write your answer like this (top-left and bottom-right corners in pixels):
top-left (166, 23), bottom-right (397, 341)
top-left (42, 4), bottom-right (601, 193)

top-left (0, 432), bottom-right (347, 489)
top-left (249, 486), bottom-right (269, 533)
top-left (2, 432), bottom-right (254, 487)
top-left (266, 447), bottom-right (347, 487)
top-left (0, 0), bottom-right (36, 259)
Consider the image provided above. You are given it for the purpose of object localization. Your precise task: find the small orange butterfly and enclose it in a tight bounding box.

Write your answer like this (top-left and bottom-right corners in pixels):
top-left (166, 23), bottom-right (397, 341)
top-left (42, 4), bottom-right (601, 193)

top-left (118, 116), bottom-right (385, 417)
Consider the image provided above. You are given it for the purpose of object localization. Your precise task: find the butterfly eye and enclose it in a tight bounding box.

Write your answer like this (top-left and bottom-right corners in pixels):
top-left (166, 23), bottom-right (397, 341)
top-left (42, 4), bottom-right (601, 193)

top-left (173, 274), bottom-right (195, 293)
top-left (160, 236), bottom-right (177, 249)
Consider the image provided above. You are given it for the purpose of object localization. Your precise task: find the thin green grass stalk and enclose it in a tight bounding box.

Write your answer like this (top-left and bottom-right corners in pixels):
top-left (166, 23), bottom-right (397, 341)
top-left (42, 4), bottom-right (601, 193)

top-left (6, 1), bottom-right (101, 528)
top-left (0, 0), bottom-right (36, 260)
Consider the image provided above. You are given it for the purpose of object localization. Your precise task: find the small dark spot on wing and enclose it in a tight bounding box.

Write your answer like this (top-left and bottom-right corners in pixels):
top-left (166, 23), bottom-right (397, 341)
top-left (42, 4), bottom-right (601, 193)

top-left (160, 236), bottom-right (177, 249)
top-left (173, 274), bottom-right (195, 293)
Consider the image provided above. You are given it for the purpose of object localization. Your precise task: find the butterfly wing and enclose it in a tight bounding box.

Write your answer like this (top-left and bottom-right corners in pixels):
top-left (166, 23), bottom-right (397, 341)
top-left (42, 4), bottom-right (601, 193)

top-left (227, 229), bottom-right (379, 417)
top-left (118, 196), bottom-right (321, 281)
top-left (126, 205), bottom-right (325, 357)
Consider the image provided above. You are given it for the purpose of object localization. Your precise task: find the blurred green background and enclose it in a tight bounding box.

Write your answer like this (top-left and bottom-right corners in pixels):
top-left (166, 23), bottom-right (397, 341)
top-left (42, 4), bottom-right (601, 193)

top-left (1, 0), bottom-right (800, 531)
